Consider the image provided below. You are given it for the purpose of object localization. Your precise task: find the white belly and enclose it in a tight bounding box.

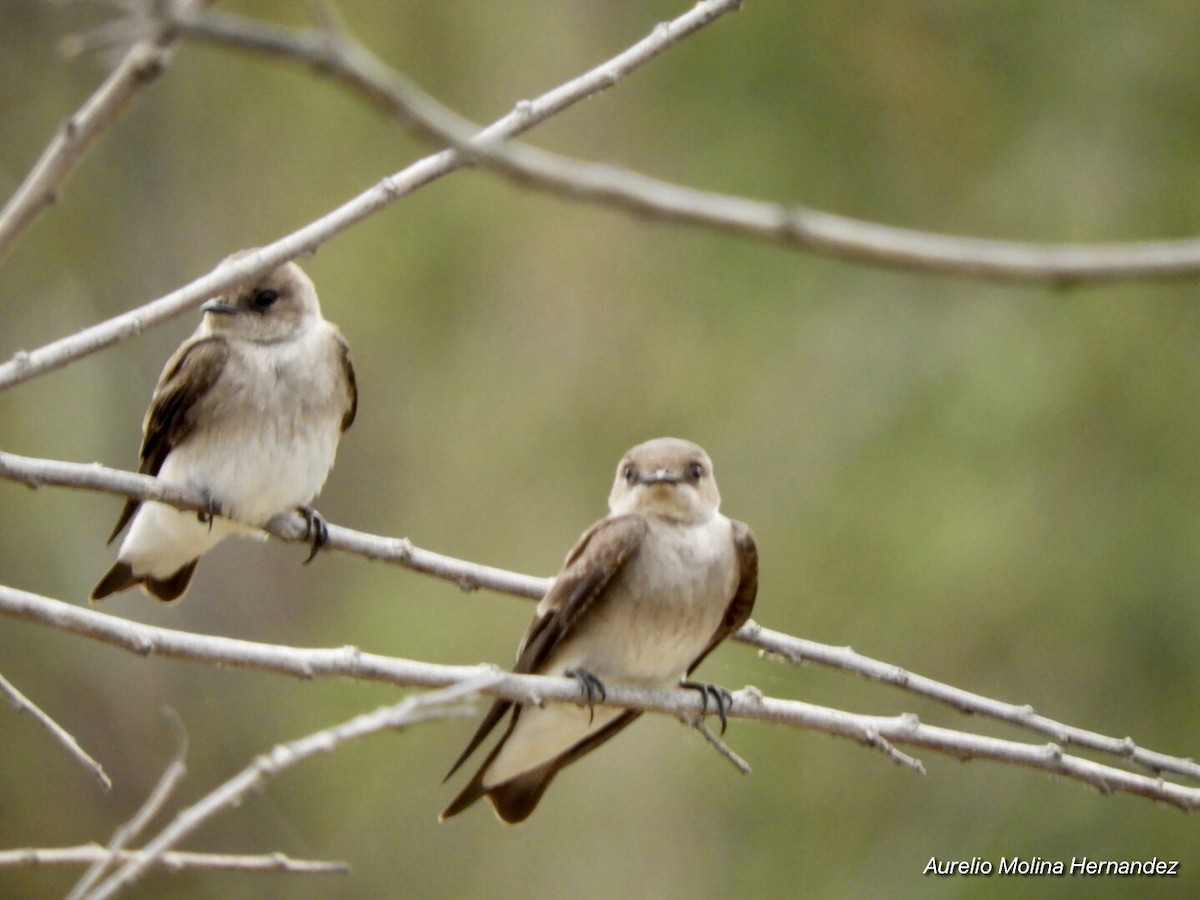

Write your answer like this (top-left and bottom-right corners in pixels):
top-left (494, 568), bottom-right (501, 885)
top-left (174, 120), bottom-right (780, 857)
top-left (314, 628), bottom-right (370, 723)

top-left (116, 329), bottom-right (347, 579)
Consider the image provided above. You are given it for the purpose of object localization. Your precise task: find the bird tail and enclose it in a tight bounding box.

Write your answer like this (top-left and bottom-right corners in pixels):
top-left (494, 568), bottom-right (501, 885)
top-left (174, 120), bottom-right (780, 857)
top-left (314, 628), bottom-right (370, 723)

top-left (90, 559), bottom-right (198, 603)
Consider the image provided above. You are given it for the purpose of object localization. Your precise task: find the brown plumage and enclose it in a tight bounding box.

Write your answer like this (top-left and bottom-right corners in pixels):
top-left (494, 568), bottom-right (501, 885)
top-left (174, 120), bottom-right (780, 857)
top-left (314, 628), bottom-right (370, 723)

top-left (441, 437), bottom-right (758, 823)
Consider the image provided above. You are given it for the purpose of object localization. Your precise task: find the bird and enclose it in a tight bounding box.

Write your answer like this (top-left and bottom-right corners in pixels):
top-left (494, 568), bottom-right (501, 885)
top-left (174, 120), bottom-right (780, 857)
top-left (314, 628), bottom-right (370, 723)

top-left (90, 255), bottom-right (357, 603)
top-left (440, 437), bottom-right (758, 823)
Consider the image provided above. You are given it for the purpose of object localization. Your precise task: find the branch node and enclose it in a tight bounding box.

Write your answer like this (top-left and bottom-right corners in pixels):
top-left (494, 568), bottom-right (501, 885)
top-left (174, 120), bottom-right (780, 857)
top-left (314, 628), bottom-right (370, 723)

top-left (512, 99), bottom-right (535, 125)
top-left (736, 685), bottom-right (764, 710)
top-left (756, 648), bottom-right (793, 665)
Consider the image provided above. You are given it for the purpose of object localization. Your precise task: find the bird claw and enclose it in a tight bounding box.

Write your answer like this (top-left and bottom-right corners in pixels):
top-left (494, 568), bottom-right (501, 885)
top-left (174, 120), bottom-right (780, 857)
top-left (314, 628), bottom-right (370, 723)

top-left (196, 492), bottom-right (222, 532)
top-left (566, 669), bottom-right (607, 725)
top-left (297, 505), bottom-right (328, 564)
top-left (682, 680), bottom-right (733, 734)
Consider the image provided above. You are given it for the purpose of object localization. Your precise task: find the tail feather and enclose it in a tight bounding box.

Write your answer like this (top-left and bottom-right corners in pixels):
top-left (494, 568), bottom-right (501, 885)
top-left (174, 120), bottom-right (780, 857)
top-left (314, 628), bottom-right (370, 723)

top-left (439, 759), bottom-right (558, 825)
top-left (144, 559), bottom-right (198, 602)
top-left (90, 561), bottom-right (139, 601)
top-left (486, 762), bottom-right (559, 824)
top-left (440, 708), bottom-right (643, 824)
top-left (90, 558), bottom-right (198, 603)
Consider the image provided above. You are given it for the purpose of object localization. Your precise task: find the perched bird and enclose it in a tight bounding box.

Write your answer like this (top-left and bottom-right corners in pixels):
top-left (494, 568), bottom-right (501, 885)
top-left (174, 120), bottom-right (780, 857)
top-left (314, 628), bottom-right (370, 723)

top-left (441, 437), bottom-right (758, 824)
top-left (90, 257), bottom-right (357, 603)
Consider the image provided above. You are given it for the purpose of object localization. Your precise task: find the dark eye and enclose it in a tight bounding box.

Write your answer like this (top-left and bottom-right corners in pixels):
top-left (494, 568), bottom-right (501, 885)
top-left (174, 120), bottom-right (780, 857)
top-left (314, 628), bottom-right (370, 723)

top-left (252, 289), bottom-right (279, 310)
top-left (687, 462), bottom-right (704, 482)
top-left (622, 463), bottom-right (637, 483)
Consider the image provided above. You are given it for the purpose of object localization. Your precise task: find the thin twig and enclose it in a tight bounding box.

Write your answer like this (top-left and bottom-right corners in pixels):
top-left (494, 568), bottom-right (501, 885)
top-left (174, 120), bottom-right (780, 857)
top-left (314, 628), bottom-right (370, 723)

top-left (0, 670), bottom-right (111, 790)
top-left (693, 719), bottom-right (752, 775)
top-left (171, 4), bottom-right (1200, 285)
top-left (80, 683), bottom-right (488, 900)
top-left (0, 846), bottom-right (348, 875)
top-left (0, 21), bottom-right (179, 265)
top-left (66, 712), bottom-right (188, 900)
top-left (0, 0), bottom-right (744, 392)
top-left (2, 448), bottom-right (1198, 787)
top-left (1, 584), bottom-right (1198, 812)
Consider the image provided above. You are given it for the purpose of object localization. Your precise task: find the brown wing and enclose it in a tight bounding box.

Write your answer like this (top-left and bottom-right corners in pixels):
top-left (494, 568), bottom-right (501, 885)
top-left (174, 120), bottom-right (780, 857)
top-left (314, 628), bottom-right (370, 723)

top-left (515, 514), bottom-right (649, 675)
top-left (105, 337), bottom-right (230, 543)
top-left (442, 514), bottom-right (648, 782)
top-left (484, 523), bottom-right (757, 823)
top-left (686, 519), bottom-right (758, 675)
top-left (336, 331), bottom-right (357, 432)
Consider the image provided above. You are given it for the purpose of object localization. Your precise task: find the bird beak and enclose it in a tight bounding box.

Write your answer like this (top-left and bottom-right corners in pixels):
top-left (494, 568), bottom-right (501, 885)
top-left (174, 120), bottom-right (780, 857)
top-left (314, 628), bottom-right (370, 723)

top-left (201, 299), bottom-right (237, 316)
top-left (641, 469), bottom-right (682, 485)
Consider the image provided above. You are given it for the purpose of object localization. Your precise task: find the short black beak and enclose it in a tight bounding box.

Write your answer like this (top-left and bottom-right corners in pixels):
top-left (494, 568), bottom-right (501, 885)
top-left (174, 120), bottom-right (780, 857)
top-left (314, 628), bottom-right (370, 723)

top-left (201, 300), bottom-right (238, 316)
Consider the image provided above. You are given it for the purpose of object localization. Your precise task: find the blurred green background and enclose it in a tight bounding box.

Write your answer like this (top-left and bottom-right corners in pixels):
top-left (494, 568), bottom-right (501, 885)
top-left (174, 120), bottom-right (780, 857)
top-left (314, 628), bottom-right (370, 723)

top-left (3, 1), bottom-right (1199, 897)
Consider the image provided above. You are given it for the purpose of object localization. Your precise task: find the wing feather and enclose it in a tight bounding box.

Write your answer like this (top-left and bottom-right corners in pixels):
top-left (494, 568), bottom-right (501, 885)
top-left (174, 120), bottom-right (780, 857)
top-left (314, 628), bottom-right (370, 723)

top-left (441, 515), bottom-right (647, 783)
top-left (105, 338), bottom-right (229, 543)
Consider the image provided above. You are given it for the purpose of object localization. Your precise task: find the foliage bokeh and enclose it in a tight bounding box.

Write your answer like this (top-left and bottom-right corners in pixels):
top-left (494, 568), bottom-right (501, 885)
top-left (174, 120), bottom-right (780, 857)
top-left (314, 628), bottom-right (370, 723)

top-left (2, 1), bottom-right (1199, 897)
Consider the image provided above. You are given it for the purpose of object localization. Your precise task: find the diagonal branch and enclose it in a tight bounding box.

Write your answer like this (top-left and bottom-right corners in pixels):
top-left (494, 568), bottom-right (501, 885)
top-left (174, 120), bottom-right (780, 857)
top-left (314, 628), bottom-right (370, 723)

top-left (80, 683), bottom-right (484, 900)
top-left (0, 11), bottom-right (185, 266)
top-left (170, 4), bottom-right (1200, 285)
top-left (0, 671), bottom-right (111, 790)
top-left (741, 622), bottom-right (1200, 784)
top-left (66, 712), bottom-right (188, 900)
top-left (2, 448), bottom-right (1197, 786)
top-left (1, 584), bottom-right (1198, 812)
top-left (0, 0), bottom-right (743, 392)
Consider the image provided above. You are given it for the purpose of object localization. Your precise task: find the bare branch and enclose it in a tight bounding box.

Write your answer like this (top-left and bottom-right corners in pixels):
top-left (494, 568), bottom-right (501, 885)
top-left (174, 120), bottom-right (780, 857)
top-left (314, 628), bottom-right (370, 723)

top-left (0, 450), bottom-right (551, 597)
top-left (0, 670), bottom-right (111, 790)
top-left (0, 247), bottom-right (317, 393)
top-left (1, 584), bottom-right (1198, 812)
top-left (0, 846), bottom-right (348, 875)
top-left (0, 24), bottom-right (177, 266)
top-left (741, 621), bottom-right (1200, 784)
top-left (0, 0), bottom-right (743, 392)
top-left (66, 713), bottom-right (188, 900)
top-left (170, 4), bottom-right (1200, 285)
top-left (693, 720), bottom-right (752, 776)
top-left (739, 688), bottom-right (1199, 809)
top-left (80, 684), bottom-right (485, 900)
top-left (2, 448), bottom-right (1198, 787)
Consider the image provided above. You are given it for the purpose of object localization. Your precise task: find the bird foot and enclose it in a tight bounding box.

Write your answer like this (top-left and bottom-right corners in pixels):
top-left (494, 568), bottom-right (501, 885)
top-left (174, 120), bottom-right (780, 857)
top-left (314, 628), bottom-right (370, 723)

top-left (196, 492), bottom-right (223, 532)
top-left (681, 679), bottom-right (733, 734)
top-left (566, 669), bottom-right (607, 725)
top-left (297, 505), bottom-right (328, 564)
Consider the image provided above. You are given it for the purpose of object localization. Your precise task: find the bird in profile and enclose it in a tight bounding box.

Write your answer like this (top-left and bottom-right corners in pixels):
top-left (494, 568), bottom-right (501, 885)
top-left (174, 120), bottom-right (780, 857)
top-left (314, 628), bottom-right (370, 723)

top-left (440, 437), bottom-right (758, 824)
top-left (90, 255), bottom-right (357, 603)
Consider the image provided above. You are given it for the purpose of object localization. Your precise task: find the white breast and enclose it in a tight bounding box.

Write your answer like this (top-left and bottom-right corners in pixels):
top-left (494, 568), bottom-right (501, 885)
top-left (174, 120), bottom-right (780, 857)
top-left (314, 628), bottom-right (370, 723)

top-left (547, 514), bottom-right (738, 686)
top-left (115, 324), bottom-right (349, 577)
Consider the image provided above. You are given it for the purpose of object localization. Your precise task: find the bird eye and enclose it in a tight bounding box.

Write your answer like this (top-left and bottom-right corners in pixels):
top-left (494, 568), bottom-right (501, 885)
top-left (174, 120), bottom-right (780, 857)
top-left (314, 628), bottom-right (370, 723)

top-left (622, 463), bottom-right (637, 483)
top-left (252, 289), bottom-right (279, 310)
top-left (687, 462), bottom-right (704, 482)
